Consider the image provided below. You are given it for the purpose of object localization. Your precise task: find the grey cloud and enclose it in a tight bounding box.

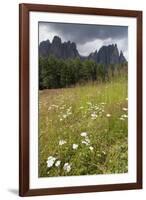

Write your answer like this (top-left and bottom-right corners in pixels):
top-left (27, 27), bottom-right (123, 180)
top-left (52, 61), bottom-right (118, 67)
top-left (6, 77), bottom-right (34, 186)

top-left (39, 22), bottom-right (128, 44)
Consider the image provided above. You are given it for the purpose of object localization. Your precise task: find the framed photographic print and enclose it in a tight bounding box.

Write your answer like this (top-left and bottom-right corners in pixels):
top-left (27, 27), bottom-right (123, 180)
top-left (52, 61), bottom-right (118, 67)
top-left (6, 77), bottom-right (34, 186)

top-left (19, 3), bottom-right (142, 196)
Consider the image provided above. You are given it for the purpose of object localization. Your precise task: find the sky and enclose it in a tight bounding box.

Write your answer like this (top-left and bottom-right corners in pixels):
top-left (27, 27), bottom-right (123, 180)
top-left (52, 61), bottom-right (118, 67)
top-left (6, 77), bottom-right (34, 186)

top-left (39, 22), bottom-right (128, 60)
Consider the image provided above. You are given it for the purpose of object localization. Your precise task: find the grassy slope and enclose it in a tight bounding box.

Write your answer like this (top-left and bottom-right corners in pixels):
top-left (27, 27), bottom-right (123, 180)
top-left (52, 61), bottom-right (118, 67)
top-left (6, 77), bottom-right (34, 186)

top-left (39, 76), bottom-right (128, 177)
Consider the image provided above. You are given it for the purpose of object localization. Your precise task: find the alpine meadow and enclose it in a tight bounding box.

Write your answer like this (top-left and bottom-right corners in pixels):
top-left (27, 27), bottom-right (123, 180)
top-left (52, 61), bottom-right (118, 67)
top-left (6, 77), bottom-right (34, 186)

top-left (38, 22), bottom-right (128, 177)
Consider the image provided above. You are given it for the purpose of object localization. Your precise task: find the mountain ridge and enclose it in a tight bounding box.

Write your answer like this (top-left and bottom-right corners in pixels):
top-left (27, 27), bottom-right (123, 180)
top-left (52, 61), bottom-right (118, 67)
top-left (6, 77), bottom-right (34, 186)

top-left (39, 36), bottom-right (127, 65)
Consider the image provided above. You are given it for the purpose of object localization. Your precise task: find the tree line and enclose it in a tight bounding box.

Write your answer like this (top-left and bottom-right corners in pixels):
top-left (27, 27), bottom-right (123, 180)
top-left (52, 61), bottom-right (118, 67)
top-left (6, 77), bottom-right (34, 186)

top-left (39, 55), bottom-right (127, 89)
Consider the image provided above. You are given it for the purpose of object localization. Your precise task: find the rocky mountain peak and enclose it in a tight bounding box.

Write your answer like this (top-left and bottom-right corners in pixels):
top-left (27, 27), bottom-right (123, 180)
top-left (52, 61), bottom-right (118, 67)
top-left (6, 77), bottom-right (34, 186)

top-left (39, 36), bottom-right (127, 65)
top-left (39, 39), bottom-right (51, 57)
top-left (119, 50), bottom-right (127, 63)
top-left (52, 36), bottom-right (61, 44)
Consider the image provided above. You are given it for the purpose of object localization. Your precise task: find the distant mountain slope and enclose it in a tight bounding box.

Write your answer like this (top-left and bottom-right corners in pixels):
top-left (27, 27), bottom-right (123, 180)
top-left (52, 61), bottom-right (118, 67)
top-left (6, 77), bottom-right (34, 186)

top-left (39, 36), bottom-right (127, 65)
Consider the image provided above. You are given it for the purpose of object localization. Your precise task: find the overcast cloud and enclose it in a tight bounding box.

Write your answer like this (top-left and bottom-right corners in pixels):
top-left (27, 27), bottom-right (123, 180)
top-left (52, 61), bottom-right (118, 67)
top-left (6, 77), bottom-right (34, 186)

top-left (39, 22), bottom-right (128, 59)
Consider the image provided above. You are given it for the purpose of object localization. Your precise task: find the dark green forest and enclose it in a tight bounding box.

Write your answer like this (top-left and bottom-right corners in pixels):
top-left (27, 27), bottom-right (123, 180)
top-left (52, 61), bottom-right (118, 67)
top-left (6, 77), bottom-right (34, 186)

top-left (39, 56), bottom-right (127, 90)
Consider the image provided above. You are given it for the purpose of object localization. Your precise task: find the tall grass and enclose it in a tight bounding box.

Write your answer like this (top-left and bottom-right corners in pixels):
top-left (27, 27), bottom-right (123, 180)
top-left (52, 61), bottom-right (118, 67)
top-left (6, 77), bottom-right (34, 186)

top-left (39, 76), bottom-right (128, 177)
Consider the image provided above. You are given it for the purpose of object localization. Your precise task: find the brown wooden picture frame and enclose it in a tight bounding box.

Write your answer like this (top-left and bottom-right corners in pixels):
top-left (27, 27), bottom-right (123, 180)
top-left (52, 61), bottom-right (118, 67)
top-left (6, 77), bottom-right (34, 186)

top-left (19, 3), bottom-right (142, 197)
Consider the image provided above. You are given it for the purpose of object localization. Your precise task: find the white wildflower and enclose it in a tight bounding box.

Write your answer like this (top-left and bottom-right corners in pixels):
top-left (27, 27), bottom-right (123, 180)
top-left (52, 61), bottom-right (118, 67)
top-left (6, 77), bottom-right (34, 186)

top-left (72, 144), bottom-right (78, 150)
top-left (82, 140), bottom-right (89, 145)
top-left (91, 116), bottom-right (97, 120)
top-left (122, 108), bottom-right (128, 111)
top-left (121, 114), bottom-right (128, 118)
top-left (46, 156), bottom-right (56, 168)
top-left (55, 160), bottom-right (61, 167)
top-left (67, 112), bottom-right (72, 115)
top-left (81, 132), bottom-right (87, 137)
top-left (63, 114), bottom-right (67, 118)
top-left (59, 140), bottom-right (66, 146)
top-left (95, 106), bottom-right (99, 110)
top-left (101, 102), bottom-right (106, 105)
top-left (106, 114), bottom-right (111, 117)
top-left (85, 137), bottom-right (90, 144)
top-left (102, 151), bottom-right (106, 155)
top-left (63, 163), bottom-right (71, 172)
top-left (89, 146), bottom-right (94, 151)
top-left (52, 104), bottom-right (58, 108)
top-left (91, 113), bottom-right (97, 119)
top-left (119, 117), bottom-right (125, 121)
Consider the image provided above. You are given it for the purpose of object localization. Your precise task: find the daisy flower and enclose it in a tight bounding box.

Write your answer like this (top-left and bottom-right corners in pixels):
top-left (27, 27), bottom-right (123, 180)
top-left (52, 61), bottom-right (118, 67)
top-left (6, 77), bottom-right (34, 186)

top-left (46, 156), bottom-right (56, 168)
top-left (63, 163), bottom-right (71, 172)
top-left (81, 132), bottom-right (87, 137)
top-left (72, 144), bottom-right (78, 150)
top-left (59, 140), bottom-right (66, 146)
top-left (55, 160), bottom-right (61, 167)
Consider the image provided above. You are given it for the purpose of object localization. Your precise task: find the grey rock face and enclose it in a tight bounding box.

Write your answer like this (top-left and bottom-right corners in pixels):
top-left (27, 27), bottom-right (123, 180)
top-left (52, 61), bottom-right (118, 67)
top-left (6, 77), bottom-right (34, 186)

top-left (50, 36), bottom-right (62, 58)
top-left (119, 50), bottom-right (127, 63)
top-left (110, 44), bottom-right (120, 64)
top-left (61, 41), bottom-right (79, 59)
top-left (39, 40), bottom-right (51, 57)
top-left (88, 50), bottom-right (98, 61)
top-left (39, 36), bottom-right (80, 59)
top-left (89, 44), bottom-right (125, 66)
top-left (39, 36), bottom-right (127, 65)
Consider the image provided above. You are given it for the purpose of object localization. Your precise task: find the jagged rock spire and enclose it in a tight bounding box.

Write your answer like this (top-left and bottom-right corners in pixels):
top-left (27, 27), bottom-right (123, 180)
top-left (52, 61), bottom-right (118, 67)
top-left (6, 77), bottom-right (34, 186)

top-left (39, 36), bottom-right (127, 65)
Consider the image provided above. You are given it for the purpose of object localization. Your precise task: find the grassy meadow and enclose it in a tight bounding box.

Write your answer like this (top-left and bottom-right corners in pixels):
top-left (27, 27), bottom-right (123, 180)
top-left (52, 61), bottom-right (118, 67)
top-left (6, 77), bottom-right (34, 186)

top-left (39, 76), bottom-right (128, 177)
